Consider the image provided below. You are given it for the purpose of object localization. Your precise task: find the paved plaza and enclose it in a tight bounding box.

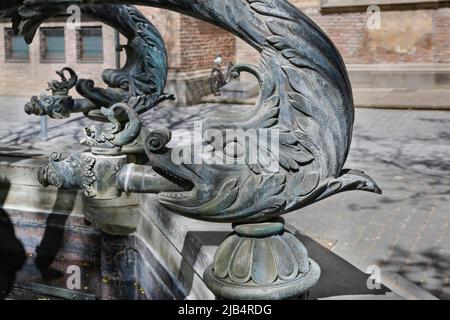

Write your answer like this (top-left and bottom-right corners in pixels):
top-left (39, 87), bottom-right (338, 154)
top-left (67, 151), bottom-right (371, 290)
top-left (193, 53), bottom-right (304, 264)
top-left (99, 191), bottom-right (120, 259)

top-left (0, 96), bottom-right (449, 299)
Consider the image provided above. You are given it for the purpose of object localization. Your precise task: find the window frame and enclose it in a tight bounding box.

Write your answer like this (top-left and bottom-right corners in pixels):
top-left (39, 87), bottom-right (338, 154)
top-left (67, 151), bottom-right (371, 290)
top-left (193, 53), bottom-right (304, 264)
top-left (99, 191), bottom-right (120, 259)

top-left (39, 27), bottom-right (66, 64)
top-left (4, 28), bottom-right (30, 63)
top-left (76, 26), bottom-right (104, 63)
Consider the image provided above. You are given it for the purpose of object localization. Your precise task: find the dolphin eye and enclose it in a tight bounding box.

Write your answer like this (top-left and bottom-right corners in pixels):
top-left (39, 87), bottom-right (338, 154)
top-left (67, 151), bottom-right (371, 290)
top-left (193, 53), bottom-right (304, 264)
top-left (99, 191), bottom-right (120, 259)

top-left (223, 141), bottom-right (245, 159)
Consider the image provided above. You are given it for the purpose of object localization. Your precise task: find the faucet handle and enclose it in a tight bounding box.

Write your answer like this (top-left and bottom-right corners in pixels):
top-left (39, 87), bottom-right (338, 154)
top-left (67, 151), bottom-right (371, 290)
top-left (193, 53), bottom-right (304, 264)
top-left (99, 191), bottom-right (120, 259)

top-left (47, 67), bottom-right (78, 96)
top-left (82, 102), bottom-right (142, 156)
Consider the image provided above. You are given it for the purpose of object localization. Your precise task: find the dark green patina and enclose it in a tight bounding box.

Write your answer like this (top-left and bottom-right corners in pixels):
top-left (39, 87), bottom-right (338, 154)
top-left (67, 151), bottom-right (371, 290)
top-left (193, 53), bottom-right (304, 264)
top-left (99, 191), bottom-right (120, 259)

top-left (1, 0), bottom-right (382, 300)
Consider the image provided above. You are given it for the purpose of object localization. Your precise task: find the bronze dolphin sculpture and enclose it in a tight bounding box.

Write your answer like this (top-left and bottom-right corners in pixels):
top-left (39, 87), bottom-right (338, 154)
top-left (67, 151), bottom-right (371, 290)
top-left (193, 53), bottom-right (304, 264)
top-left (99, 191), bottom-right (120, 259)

top-left (19, 0), bottom-right (381, 224)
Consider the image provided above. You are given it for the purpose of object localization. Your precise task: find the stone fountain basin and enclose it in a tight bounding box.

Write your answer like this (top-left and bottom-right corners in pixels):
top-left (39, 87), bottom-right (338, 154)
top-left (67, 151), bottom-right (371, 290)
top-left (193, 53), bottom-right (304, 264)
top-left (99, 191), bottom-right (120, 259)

top-left (1, 155), bottom-right (435, 300)
top-left (0, 155), bottom-right (214, 300)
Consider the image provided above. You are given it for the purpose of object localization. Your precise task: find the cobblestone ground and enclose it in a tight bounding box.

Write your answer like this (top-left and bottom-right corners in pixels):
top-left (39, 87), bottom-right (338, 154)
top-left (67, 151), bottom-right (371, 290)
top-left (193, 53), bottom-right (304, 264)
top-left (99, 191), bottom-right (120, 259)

top-left (1, 97), bottom-right (449, 299)
top-left (288, 109), bottom-right (450, 299)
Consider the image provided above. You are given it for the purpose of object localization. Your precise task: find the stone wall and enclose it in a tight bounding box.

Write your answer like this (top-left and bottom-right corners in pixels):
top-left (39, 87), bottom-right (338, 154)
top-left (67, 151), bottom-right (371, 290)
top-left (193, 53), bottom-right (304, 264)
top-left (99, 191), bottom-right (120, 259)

top-left (122, 7), bottom-right (238, 105)
top-left (137, 7), bottom-right (236, 72)
top-left (236, 0), bottom-right (450, 65)
top-left (432, 7), bottom-right (450, 63)
top-left (233, 0), bottom-right (450, 95)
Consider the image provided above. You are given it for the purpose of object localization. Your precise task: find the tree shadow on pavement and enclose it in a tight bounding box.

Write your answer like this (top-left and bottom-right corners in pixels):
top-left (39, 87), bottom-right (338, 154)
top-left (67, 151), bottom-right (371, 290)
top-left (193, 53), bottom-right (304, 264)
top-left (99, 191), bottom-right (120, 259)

top-left (175, 228), bottom-right (394, 300)
top-left (295, 232), bottom-right (392, 300)
top-left (377, 246), bottom-right (449, 300)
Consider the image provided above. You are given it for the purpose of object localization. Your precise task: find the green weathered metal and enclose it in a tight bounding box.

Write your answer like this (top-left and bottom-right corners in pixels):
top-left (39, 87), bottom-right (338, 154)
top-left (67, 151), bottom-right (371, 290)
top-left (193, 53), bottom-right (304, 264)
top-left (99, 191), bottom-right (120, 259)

top-left (2, 0), bottom-right (382, 300)
top-left (19, 4), bottom-right (173, 121)
top-left (204, 218), bottom-right (321, 300)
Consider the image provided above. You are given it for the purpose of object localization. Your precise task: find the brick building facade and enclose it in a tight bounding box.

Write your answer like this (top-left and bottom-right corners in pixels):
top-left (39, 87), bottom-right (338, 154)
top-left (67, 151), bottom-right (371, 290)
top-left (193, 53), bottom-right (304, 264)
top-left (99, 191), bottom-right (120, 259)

top-left (0, 1), bottom-right (449, 105)
top-left (237, 0), bottom-right (450, 98)
top-left (138, 7), bottom-right (236, 105)
top-left (0, 16), bottom-right (117, 98)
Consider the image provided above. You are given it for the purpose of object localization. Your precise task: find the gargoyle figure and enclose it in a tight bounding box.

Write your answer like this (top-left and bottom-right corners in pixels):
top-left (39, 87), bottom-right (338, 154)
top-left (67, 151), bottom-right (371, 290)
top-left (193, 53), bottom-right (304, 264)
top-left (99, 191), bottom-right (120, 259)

top-left (24, 68), bottom-right (88, 119)
top-left (17, 3), bottom-right (173, 120)
top-left (38, 151), bottom-right (98, 198)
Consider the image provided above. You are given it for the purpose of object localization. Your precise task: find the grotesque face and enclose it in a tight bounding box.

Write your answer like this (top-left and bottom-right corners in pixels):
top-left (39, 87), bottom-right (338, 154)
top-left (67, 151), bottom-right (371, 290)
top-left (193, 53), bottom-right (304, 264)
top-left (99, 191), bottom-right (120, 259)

top-left (38, 152), bottom-right (97, 197)
top-left (24, 94), bottom-right (72, 119)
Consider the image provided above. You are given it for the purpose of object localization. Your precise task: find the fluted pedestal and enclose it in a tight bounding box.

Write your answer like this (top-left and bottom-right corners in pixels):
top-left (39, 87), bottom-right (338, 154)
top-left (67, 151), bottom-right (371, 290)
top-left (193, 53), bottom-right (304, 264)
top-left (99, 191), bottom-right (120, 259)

top-left (204, 218), bottom-right (320, 300)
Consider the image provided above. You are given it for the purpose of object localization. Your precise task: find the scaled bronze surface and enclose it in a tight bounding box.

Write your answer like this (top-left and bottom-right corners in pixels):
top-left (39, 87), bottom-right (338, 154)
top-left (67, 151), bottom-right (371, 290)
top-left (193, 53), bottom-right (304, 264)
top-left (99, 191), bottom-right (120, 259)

top-left (2, 0), bottom-right (381, 300)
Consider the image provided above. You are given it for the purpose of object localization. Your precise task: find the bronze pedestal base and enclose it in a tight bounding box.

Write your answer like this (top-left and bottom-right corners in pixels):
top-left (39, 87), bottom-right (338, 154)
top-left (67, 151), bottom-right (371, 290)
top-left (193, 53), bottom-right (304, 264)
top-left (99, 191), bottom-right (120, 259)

top-left (204, 219), bottom-right (321, 300)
